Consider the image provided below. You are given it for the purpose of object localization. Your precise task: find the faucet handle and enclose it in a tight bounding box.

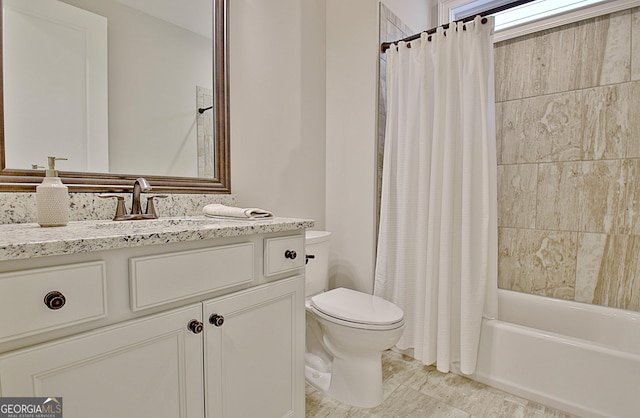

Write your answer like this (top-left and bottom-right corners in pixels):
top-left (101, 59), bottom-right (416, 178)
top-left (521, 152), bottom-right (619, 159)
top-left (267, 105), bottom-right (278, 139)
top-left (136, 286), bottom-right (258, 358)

top-left (145, 194), bottom-right (168, 219)
top-left (98, 194), bottom-right (127, 220)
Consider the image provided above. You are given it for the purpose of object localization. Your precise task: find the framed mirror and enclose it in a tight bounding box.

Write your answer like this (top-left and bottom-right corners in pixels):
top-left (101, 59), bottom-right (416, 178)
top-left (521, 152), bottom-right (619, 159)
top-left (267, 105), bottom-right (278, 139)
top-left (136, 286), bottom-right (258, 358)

top-left (0, 0), bottom-right (230, 193)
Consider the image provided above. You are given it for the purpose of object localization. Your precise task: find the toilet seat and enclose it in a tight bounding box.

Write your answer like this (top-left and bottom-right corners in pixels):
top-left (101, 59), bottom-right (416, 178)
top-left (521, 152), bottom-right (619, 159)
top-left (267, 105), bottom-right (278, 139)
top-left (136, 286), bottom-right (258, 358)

top-left (310, 288), bottom-right (404, 331)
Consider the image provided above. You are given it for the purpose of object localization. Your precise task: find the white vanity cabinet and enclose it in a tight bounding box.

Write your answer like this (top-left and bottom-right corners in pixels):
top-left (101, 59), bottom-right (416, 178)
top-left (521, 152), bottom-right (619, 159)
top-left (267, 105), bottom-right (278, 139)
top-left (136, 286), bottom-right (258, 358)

top-left (0, 226), bottom-right (307, 418)
top-left (0, 303), bottom-right (206, 417)
top-left (205, 275), bottom-right (304, 417)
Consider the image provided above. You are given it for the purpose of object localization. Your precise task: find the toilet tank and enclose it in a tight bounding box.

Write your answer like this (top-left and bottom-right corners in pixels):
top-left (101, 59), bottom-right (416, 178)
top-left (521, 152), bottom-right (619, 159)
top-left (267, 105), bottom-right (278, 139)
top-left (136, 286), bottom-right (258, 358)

top-left (305, 230), bottom-right (331, 297)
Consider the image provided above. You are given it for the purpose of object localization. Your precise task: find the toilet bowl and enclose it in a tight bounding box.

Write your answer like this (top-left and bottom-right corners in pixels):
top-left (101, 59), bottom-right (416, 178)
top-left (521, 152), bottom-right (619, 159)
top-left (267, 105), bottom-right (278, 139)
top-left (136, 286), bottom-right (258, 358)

top-left (305, 231), bottom-right (405, 408)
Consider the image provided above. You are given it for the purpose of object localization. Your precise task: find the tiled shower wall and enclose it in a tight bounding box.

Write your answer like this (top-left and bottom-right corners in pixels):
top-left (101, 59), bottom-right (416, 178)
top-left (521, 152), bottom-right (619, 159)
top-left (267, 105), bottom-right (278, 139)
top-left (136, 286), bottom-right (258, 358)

top-left (495, 7), bottom-right (640, 312)
top-left (378, 5), bottom-right (640, 312)
top-left (377, 3), bottom-right (413, 232)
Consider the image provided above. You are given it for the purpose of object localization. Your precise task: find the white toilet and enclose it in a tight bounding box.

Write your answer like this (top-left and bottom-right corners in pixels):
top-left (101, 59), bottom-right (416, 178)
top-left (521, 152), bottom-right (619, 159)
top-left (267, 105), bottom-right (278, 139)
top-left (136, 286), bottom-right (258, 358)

top-left (304, 230), bottom-right (405, 408)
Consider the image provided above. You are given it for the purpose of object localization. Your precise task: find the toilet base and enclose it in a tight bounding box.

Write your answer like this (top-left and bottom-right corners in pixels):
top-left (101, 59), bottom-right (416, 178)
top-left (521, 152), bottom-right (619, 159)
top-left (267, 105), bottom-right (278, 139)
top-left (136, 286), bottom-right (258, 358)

top-left (305, 351), bottom-right (385, 408)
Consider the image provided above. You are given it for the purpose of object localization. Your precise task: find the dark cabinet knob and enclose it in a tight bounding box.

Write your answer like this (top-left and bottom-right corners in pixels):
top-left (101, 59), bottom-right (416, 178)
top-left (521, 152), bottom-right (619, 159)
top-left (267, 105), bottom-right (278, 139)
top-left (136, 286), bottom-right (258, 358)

top-left (188, 320), bottom-right (204, 334)
top-left (44, 291), bottom-right (66, 310)
top-left (209, 314), bottom-right (225, 327)
top-left (284, 250), bottom-right (297, 260)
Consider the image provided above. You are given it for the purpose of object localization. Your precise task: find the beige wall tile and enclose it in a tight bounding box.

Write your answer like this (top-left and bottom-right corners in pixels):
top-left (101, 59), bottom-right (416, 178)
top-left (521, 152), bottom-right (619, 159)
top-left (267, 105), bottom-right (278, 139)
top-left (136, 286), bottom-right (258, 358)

top-left (626, 81), bottom-right (640, 157)
top-left (497, 164), bottom-right (537, 228)
top-left (622, 159), bottom-right (640, 234)
top-left (494, 36), bottom-right (539, 102)
top-left (536, 162), bottom-right (582, 231)
top-left (498, 228), bottom-right (577, 299)
top-left (498, 100), bottom-right (536, 163)
top-left (495, 104), bottom-right (503, 165)
top-left (575, 232), bottom-right (607, 303)
top-left (583, 85), bottom-right (630, 160)
top-left (534, 92), bottom-right (583, 162)
top-left (500, 92), bottom-right (582, 164)
top-left (632, 8), bottom-right (640, 80)
top-left (581, 11), bottom-right (631, 87)
top-left (535, 24), bottom-right (585, 95)
top-left (579, 160), bottom-right (625, 233)
top-left (592, 234), bottom-right (640, 311)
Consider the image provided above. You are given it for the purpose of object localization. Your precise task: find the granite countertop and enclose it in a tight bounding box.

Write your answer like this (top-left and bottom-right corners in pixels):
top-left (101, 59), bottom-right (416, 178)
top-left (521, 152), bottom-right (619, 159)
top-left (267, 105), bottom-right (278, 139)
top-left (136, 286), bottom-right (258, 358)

top-left (0, 216), bottom-right (314, 261)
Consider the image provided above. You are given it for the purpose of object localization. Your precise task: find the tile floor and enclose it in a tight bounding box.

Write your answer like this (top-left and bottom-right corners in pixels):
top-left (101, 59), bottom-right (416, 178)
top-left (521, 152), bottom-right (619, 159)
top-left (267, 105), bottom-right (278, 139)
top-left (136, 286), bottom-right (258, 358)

top-left (306, 350), bottom-right (578, 417)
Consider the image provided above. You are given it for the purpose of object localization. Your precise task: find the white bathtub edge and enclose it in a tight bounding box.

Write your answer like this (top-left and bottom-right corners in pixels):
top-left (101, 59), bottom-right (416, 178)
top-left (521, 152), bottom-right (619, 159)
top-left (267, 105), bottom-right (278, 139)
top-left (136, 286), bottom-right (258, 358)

top-left (467, 368), bottom-right (614, 418)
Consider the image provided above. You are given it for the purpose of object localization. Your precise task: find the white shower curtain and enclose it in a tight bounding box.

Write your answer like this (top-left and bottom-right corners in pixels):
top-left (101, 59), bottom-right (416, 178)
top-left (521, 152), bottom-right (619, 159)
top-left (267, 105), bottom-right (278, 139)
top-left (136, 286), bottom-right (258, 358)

top-left (375, 16), bottom-right (498, 375)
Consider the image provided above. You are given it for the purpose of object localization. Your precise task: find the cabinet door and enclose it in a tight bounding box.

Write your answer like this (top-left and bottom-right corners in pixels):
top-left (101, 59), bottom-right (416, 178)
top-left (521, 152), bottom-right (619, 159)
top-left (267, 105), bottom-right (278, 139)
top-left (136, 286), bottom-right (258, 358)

top-left (204, 275), bottom-right (305, 418)
top-left (0, 304), bottom-right (205, 418)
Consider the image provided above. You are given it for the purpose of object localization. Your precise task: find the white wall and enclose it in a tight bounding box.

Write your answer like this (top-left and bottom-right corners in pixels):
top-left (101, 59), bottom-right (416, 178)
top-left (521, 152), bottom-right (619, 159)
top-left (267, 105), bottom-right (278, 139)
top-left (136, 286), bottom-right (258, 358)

top-left (229, 0), bottom-right (326, 228)
top-left (231, 0), bottom-right (435, 294)
top-left (325, 0), bottom-right (379, 293)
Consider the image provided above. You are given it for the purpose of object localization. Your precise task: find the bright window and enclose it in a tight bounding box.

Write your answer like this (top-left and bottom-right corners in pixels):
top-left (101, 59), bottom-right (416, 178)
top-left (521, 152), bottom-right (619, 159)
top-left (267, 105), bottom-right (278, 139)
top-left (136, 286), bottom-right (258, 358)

top-left (440, 0), bottom-right (640, 41)
top-left (453, 0), bottom-right (606, 31)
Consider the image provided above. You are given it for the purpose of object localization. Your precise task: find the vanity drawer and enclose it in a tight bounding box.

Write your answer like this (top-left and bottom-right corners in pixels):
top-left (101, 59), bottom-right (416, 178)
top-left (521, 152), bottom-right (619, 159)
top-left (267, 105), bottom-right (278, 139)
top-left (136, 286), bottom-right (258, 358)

top-left (0, 261), bottom-right (107, 343)
top-left (130, 242), bottom-right (254, 311)
top-left (264, 235), bottom-right (305, 277)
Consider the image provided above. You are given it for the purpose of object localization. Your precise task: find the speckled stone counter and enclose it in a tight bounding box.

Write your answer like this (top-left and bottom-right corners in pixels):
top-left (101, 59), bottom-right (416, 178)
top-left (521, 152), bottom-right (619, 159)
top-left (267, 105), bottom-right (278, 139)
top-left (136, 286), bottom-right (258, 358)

top-left (0, 192), bottom-right (237, 224)
top-left (0, 216), bottom-right (314, 261)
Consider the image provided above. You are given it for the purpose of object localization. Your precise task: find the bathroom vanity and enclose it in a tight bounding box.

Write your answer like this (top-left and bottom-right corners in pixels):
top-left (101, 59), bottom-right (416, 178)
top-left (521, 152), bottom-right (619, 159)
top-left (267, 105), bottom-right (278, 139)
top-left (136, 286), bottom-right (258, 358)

top-left (0, 216), bottom-right (312, 418)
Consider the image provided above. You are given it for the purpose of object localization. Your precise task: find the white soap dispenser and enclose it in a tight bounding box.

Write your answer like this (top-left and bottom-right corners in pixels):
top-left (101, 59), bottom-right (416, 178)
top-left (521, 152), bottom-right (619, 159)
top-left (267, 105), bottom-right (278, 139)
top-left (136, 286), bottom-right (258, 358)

top-left (36, 156), bottom-right (69, 227)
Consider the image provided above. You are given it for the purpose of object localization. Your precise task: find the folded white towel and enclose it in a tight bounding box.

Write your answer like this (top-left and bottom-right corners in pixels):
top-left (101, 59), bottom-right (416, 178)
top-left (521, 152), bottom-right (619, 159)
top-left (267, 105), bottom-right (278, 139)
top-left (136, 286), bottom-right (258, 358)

top-left (203, 204), bottom-right (274, 219)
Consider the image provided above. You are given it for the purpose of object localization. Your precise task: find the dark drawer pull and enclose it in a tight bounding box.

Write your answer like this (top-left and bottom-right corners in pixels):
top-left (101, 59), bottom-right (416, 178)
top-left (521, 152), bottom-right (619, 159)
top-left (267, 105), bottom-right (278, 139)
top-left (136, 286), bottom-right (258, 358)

top-left (188, 319), bottom-right (204, 334)
top-left (44, 291), bottom-right (66, 310)
top-left (284, 250), bottom-right (297, 260)
top-left (209, 314), bottom-right (225, 327)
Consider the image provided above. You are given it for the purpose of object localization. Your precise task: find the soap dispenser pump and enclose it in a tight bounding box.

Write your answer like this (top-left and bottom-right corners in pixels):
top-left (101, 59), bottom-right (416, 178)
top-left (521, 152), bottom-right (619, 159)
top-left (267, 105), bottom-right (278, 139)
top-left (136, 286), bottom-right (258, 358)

top-left (36, 157), bottom-right (69, 227)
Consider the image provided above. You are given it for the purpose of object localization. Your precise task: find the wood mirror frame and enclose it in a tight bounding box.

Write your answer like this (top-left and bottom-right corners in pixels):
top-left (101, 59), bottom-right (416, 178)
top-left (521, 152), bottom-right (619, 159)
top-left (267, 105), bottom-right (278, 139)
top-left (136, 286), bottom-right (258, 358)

top-left (0, 0), bottom-right (230, 194)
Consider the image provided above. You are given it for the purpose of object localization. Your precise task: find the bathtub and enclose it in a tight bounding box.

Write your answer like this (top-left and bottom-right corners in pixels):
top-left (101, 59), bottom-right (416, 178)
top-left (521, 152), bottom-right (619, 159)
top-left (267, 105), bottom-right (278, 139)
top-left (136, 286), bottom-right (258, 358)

top-left (469, 289), bottom-right (640, 418)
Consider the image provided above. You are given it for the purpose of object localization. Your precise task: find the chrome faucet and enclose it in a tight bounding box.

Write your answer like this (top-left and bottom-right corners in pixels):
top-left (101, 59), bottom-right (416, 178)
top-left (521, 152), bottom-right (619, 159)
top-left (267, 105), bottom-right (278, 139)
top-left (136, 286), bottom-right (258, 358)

top-left (131, 177), bottom-right (151, 215)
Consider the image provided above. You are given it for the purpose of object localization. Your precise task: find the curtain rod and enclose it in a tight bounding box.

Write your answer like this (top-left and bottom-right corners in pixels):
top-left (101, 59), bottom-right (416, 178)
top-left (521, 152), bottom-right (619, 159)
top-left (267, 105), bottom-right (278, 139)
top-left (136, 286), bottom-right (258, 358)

top-left (380, 0), bottom-right (536, 53)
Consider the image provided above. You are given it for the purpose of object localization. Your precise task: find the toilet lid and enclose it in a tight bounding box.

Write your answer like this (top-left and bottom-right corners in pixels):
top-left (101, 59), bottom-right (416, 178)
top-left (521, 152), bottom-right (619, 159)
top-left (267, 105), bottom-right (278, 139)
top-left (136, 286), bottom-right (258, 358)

top-left (310, 287), bottom-right (404, 327)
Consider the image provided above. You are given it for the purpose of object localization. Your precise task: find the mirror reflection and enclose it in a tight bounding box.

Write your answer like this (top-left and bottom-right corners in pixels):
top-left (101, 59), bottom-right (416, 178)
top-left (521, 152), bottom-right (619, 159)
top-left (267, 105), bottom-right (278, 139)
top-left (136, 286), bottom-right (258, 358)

top-left (3, 0), bottom-right (215, 178)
